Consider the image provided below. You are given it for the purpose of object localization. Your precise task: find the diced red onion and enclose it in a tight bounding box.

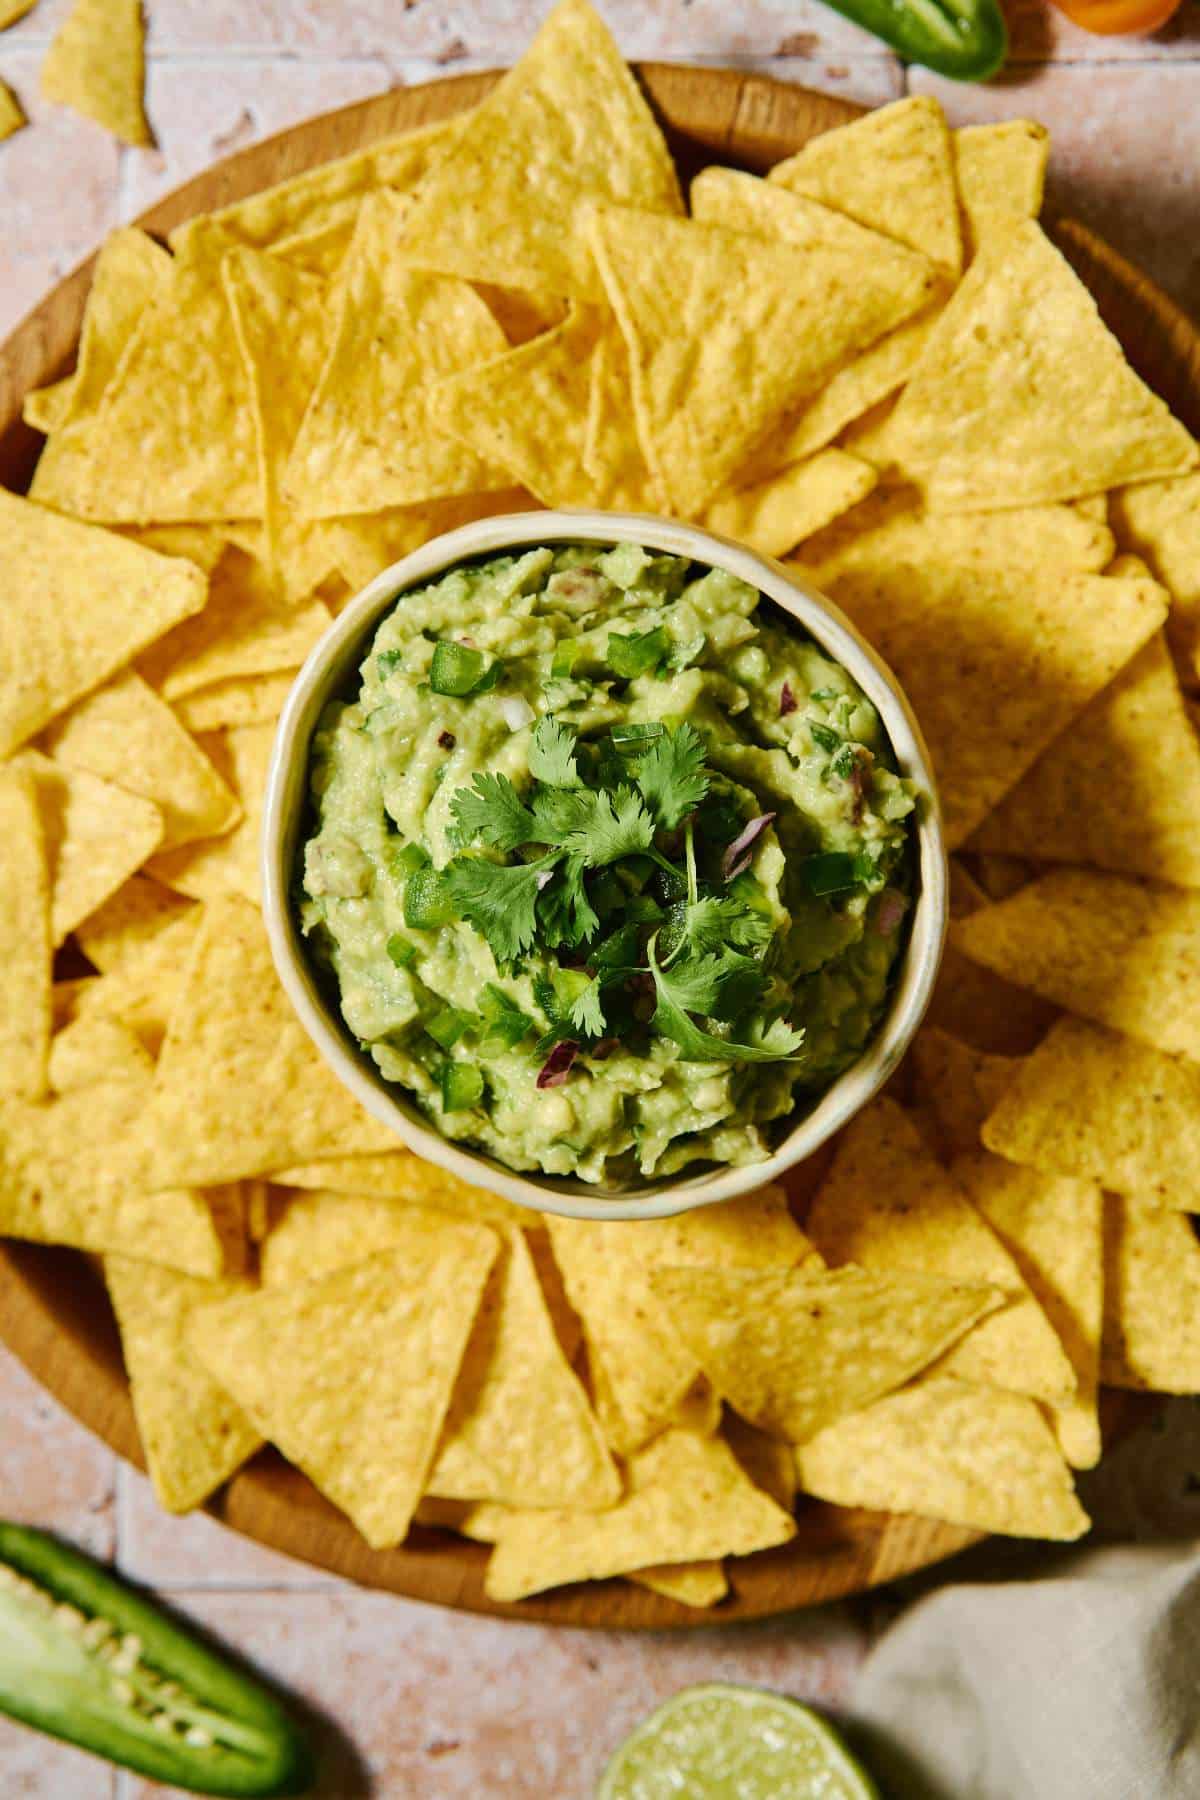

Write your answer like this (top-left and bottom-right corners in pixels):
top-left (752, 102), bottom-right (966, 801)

top-left (722, 812), bottom-right (776, 881)
top-left (499, 695), bottom-right (535, 731)
top-left (590, 1038), bottom-right (619, 1060)
top-left (780, 681), bottom-right (797, 717)
top-left (535, 869), bottom-right (556, 892)
top-left (537, 1041), bottom-right (579, 1088)
top-left (875, 888), bottom-right (908, 936)
top-left (457, 635), bottom-right (478, 649)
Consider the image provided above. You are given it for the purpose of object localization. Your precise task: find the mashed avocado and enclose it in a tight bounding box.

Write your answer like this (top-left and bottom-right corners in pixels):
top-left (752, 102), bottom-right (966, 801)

top-left (299, 544), bottom-right (916, 1184)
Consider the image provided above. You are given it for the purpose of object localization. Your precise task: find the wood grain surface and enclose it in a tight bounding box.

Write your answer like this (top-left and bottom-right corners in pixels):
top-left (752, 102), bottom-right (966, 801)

top-left (0, 66), bottom-right (1169, 1629)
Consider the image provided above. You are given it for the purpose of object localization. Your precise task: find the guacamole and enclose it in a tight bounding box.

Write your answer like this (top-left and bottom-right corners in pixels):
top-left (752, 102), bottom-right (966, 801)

top-left (299, 544), bottom-right (916, 1184)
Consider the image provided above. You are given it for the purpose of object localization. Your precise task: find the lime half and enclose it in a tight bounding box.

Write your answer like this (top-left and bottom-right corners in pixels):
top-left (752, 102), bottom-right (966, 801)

top-left (597, 1683), bottom-right (880, 1800)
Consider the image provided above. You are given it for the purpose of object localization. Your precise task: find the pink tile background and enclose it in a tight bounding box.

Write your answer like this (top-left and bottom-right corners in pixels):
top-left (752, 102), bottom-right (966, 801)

top-left (2, 3), bottom-right (1200, 1794)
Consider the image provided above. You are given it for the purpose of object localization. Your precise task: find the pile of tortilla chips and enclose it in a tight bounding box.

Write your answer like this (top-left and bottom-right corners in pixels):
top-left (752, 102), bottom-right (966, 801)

top-left (4, 0), bottom-right (1200, 1607)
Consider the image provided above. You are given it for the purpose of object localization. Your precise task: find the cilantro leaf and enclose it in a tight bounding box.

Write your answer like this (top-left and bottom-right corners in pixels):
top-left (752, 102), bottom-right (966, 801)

top-left (528, 716), bottom-right (580, 787)
top-left (561, 786), bottom-right (656, 867)
top-left (671, 896), bottom-right (773, 958)
top-left (647, 936), bottom-right (804, 1064)
top-left (530, 786), bottom-right (595, 844)
top-left (441, 854), bottom-right (556, 966)
top-left (449, 772), bottom-right (537, 853)
top-left (537, 854), bottom-right (600, 949)
top-left (567, 979), bottom-right (607, 1038)
top-left (635, 723), bottom-right (710, 830)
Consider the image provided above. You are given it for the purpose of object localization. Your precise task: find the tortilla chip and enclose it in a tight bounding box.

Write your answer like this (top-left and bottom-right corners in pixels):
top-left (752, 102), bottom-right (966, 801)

top-left (265, 1155), bottom-right (528, 1225)
top-left (926, 861), bottom-right (1059, 1055)
top-left (484, 1427), bottom-right (795, 1602)
top-left (808, 1098), bottom-right (1078, 1403)
top-left (1101, 1199), bottom-right (1200, 1391)
top-left (0, 492), bottom-right (206, 757)
top-left (588, 205), bottom-right (938, 519)
top-left (966, 852), bottom-right (1035, 905)
top-left (147, 724), bottom-right (272, 905)
top-left (186, 1225), bottom-right (499, 1549)
top-left (627, 1563), bottom-right (728, 1608)
top-left (701, 450), bottom-right (877, 560)
top-left (982, 1016), bottom-right (1200, 1212)
top-left (325, 488), bottom-right (539, 598)
top-left (795, 1375), bottom-right (1089, 1541)
top-left (769, 96), bottom-right (962, 276)
top-left (397, 0), bottom-right (682, 301)
top-left (172, 671), bottom-right (298, 733)
top-left (0, 767), bottom-right (51, 1100)
top-left (722, 1414), bottom-right (798, 1512)
top-left (651, 1263), bottom-right (1003, 1444)
top-left (34, 222), bottom-right (264, 522)
top-left (547, 1188), bottom-right (819, 1454)
top-left (40, 0), bottom-right (150, 145)
top-left (11, 749), bottom-right (163, 944)
top-left (42, 669), bottom-right (239, 854)
top-left (0, 79), bottom-right (24, 141)
top-left (24, 376), bottom-right (72, 435)
top-left (954, 869), bottom-right (1200, 1063)
top-left (953, 121), bottom-right (1049, 258)
top-left (430, 305), bottom-right (602, 508)
top-left (73, 904), bottom-right (202, 1054)
top-left (795, 558), bottom-right (1167, 848)
top-left (888, 221), bottom-right (1197, 509)
top-left (475, 284), bottom-right (570, 347)
top-left (909, 1025), bottom-right (1019, 1160)
top-left (136, 893), bottom-right (400, 1188)
top-left (74, 876), bottom-right (194, 970)
top-left (1111, 474), bottom-right (1200, 684)
top-left (137, 548), bottom-right (328, 702)
top-left (104, 1258), bottom-right (263, 1512)
top-left (48, 1013), bottom-right (147, 1093)
top-left (690, 167), bottom-right (947, 478)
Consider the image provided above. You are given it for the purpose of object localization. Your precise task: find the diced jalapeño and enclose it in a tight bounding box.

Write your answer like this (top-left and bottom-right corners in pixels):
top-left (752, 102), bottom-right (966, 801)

top-left (441, 1062), bottom-right (484, 1111)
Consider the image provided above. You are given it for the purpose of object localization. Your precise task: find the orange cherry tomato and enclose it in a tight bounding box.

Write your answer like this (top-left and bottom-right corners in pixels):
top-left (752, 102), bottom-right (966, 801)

top-left (1052, 0), bottom-right (1182, 34)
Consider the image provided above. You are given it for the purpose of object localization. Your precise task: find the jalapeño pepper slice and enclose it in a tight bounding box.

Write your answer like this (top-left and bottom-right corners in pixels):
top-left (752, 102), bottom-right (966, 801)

top-left (823, 0), bottom-right (1007, 80)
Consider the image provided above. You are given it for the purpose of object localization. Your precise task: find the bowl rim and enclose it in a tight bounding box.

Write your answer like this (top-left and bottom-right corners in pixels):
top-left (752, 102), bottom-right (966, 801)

top-left (261, 508), bottom-right (947, 1222)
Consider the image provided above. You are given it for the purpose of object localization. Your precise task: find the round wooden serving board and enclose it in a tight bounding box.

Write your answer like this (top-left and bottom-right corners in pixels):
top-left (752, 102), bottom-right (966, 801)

top-left (0, 67), bottom-right (1183, 1628)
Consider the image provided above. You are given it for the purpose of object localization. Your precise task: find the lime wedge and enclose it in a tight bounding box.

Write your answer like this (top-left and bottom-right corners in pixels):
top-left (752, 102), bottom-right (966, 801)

top-left (597, 1683), bottom-right (880, 1800)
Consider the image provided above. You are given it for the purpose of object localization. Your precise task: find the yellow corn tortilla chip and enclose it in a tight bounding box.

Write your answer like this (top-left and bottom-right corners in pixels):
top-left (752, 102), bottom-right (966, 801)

top-left (546, 1189), bottom-right (820, 1455)
top-left (484, 1427), bottom-right (796, 1602)
top-left (260, 1191), bottom-right (502, 1288)
top-left (136, 893), bottom-right (401, 1188)
top-left (770, 96), bottom-right (962, 277)
top-left (137, 548), bottom-right (328, 702)
top-left (909, 1025), bottom-right (1019, 1161)
top-left (588, 204), bottom-right (938, 519)
top-left (283, 191), bottom-right (508, 519)
top-left (475, 284), bottom-right (570, 348)
top-left (0, 79), bottom-right (24, 141)
top-left (627, 1563), bottom-right (727, 1608)
top-left (702, 451), bottom-right (877, 560)
top-left (48, 1013), bottom-right (147, 1093)
top-left (982, 1016), bottom-right (1200, 1212)
top-left (32, 224), bottom-right (260, 523)
top-left (187, 1225), bottom-right (499, 1549)
top-left (0, 1), bottom-right (35, 27)
top-left (40, 0), bottom-right (150, 145)
top-left (265, 1156), bottom-right (527, 1225)
top-left (397, 0), bottom-right (682, 301)
top-left (967, 632), bottom-right (1200, 886)
top-left (579, 316), bottom-right (661, 510)
top-left (888, 221), bottom-right (1197, 509)
top-left (120, 523), bottom-right (233, 575)
top-left (1111, 474), bottom-right (1200, 684)
top-left (326, 488), bottom-right (539, 597)
top-left (723, 1414), bottom-right (798, 1512)
top-left (953, 121), bottom-right (1049, 259)
top-left (954, 869), bottom-right (1200, 1064)
top-left (651, 1263), bottom-right (1003, 1445)
top-left (793, 557), bottom-right (1167, 849)
top-left (147, 724), bottom-right (273, 905)
top-left (953, 1151), bottom-right (1103, 1470)
top-left (73, 904), bottom-right (202, 1054)
top-left (23, 229), bottom-right (171, 442)
top-left (808, 1098), bottom-right (1077, 1403)
top-left (11, 749), bottom-right (163, 944)
top-left (0, 766), bottom-right (51, 1100)
top-left (42, 669), bottom-right (240, 854)
top-left (690, 167), bottom-right (948, 480)
top-left (795, 1375), bottom-right (1089, 1541)
top-left (967, 852), bottom-right (1034, 904)
top-left (0, 492), bottom-right (206, 757)
top-left (1101, 1198), bottom-right (1200, 1392)
top-left (171, 671), bottom-right (298, 734)
top-left (925, 860), bottom-right (1059, 1056)
top-left (104, 1258), bottom-right (263, 1513)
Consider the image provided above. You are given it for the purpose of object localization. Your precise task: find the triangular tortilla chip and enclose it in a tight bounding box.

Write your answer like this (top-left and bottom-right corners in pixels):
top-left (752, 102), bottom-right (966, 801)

top-left (909, 1025), bottom-right (1019, 1161)
top-left (797, 558), bottom-right (1167, 847)
top-left (982, 1016), bottom-right (1200, 1212)
top-left (723, 1414), bottom-right (798, 1511)
top-left (651, 1264), bottom-right (1003, 1444)
top-left (172, 672), bottom-right (298, 734)
top-left (325, 489), bottom-right (538, 598)
top-left (954, 869), bottom-right (1200, 1063)
top-left (73, 876), bottom-right (193, 971)
top-left (769, 96), bottom-right (962, 276)
top-left (265, 1157), bottom-right (527, 1224)
top-left (925, 861), bottom-right (1060, 1056)
top-left (0, 491), bottom-right (206, 757)
top-left (795, 1375), bottom-right (1089, 1541)
top-left (73, 905), bottom-right (202, 1055)
top-left (40, 0), bottom-right (151, 145)
top-left (136, 894), bottom-right (400, 1188)
top-left (628, 1563), bottom-right (728, 1608)
top-left (186, 1225), bottom-right (499, 1549)
top-left (1101, 1198), bottom-right (1200, 1392)
top-left (43, 670), bottom-right (240, 854)
top-left (397, 0), bottom-right (682, 300)
top-left (580, 315), bottom-right (662, 509)
top-left (1111, 474), bottom-right (1200, 682)
top-left (104, 1257), bottom-right (263, 1513)
top-left (284, 191), bottom-right (508, 518)
top-left (0, 767), bottom-right (51, 1100)
top-left (967, 634), bottom-right (1200, 887)
top-left (588, 204), bottom-right (938, 517)
top-left (808, 1098), bottom-right (1078, 1403)
top-left (0, 80), bottom-right (24, 142)
top-left (483, 1428), bottom-right (796, 1602)
top-left (888, 221), bottom-right (1197, 509)
top-left (147, 723), bottom-right (273, 905)
top-left (11, 750), bottom-right (163, 944)
top-left (137, 548), bottom-right (328, 702)
top-left (546, 1190), bottom-right (820, 1454)
top-left (701, 450), bottom-right (877, 560)
top-left (953, 121), bottom-right (1049, 258)
top-left (954, 1151), bottom-right (1103, 1470)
